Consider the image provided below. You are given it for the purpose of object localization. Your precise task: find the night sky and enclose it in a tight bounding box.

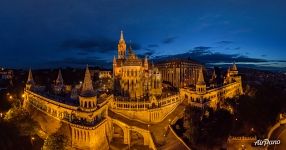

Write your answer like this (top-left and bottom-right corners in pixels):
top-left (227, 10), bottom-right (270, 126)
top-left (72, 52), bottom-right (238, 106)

top-left (0, 0), bottom-right (286, 70)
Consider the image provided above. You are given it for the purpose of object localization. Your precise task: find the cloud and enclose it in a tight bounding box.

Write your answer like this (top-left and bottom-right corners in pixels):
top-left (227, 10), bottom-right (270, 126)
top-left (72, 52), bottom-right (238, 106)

top-left (60, 37), bottom-right (141, 53)
top-left (129, 42), bottom-right (141, 50)
top-left (47, 57), bottom-right (110, 68)
top-left (216, 40), bottom-right (233, 45)
top-left (261, 54), bottom-right (267, 57)
top-left (162, 36), bottom-right (177, 44)
top-left (137, 48), bottom-right (156, 58)
top-left (148, 44), bottom-right (159, 48)
top-left (155, 46), bottom-right (267, 64)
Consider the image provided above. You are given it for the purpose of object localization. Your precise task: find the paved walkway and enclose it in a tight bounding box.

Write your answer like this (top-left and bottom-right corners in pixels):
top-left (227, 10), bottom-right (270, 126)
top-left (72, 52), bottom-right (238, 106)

top-left (269, 124), bottom-right (286, 150)
top-left (109, 101), bottom-right (189, 150)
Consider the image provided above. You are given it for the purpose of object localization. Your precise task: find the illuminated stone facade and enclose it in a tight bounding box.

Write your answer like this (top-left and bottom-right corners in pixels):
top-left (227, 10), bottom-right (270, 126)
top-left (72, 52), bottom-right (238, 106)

top-left (113, 31), bottom-right (162, 99)
top-left (156, 59), bottom-right (203, 88)
top-left (180, 63), bottom-right (243, 108)
top-left (23, 31), bottom-right (242, 150)
top-left (112, 31), bottom-right (181, 123)
top-left (23, 32), bottom-right (182, 150)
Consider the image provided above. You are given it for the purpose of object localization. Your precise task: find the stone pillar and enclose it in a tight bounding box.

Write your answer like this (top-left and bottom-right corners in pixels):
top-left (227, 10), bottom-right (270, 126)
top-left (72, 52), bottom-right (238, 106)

top-left (123, 128), bottom-right (130, 146)
top-left (143, 133), bottom-right (149, 145)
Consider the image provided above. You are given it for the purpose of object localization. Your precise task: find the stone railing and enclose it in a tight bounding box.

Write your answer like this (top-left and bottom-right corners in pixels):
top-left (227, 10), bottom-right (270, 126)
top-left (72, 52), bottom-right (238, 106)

top-left (169, 125), bottom-right (191, 150)
top-left (188, 101), bottom-right (209, 108)
top-left (228, 136), bottom-right (257, 142)
top-left (267, 114), bottom-right (286, 139)
top-left (25, 90), bottom-right (78, 111)
top-left (111, 94), bottom-right (181, 111)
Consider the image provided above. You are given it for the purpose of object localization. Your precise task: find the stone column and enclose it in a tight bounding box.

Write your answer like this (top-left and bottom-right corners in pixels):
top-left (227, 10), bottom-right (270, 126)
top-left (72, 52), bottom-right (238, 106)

top-left (123, 128), bottom-right (130, 146)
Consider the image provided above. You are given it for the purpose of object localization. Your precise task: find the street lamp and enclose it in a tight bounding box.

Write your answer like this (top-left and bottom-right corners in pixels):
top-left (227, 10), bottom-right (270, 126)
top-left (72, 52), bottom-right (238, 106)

top-left (31, 136), bottom-right (35, 145)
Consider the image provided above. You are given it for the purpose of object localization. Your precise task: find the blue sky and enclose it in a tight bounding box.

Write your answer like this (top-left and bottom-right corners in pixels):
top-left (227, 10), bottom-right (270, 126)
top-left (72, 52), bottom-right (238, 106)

top-left (0, 0), bottom-right (285, 69)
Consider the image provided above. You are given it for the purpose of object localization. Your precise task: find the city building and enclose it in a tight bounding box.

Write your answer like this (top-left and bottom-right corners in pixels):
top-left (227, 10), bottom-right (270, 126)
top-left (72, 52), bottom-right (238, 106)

top-left (156, 59), bottom-right (203, 88)
top-left (0, 68), bottom-right (13, 80)
top-left (180, 63), bottom-right (243, 108)
top-left (23, 32), bottom-right (184, 150)
top-left (22, 31), bottom-right (243, 149)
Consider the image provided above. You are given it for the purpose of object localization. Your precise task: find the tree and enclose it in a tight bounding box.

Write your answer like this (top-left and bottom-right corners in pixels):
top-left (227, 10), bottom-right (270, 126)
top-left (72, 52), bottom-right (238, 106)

top-left (4, 107), bottom-right (38, 136)
top-left (42, 132), bottom-right (69, 150)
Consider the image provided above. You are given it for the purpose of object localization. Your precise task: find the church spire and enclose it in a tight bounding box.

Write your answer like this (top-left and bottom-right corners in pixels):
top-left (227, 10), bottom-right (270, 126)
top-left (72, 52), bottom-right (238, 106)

top-left (144, 56), bottom-right (148, 70)
top-left (211, 69), bottom-right (217, 80)
top-left (118, 31), bottom-right (126, 59)
top-left (197, 67), bottom-right (205, 85)
top-left (81, 65), bottom-right (95, 96)
top-left (56, 69), bottom-right (64, 85)
top-left (27, 68), bottom-right (34, 85)
top-left (113, 55), bottom-right (117, 64)
top-left (120, 30), bottom-right (124, 42)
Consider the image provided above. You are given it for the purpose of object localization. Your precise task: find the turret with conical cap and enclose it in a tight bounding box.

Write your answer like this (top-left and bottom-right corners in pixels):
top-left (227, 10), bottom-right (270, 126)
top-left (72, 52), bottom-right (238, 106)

top-left (26, 68), bottom-right (34, 90)
top-left (56, 69), bottom-right (64, 85)
top-left (81, 65), bottom-right (95, 97)
top-left (232, 62), bottom-right (237, 71)
top-left (196, 67), bottom-right (206, 94)
top-left (79, 65), bottom-right (97, 110)
top-left (197, 67), bottom-right (205, 85)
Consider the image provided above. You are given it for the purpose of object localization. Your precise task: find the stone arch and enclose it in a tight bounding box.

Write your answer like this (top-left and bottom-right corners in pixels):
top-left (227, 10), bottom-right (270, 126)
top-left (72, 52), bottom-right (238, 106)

top-left (112, 123), bottom-right (124, 143)
top-left (130, 130), bottom-right (144, 146)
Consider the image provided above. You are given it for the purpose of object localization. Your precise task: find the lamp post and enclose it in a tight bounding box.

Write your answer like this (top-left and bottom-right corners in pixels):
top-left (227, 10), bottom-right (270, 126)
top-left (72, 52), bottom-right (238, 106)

top-left (31, 136), bottom-right (35, 145)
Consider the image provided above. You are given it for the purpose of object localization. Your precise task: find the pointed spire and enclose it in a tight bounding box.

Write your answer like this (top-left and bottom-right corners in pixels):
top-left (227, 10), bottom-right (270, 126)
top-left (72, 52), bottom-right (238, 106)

top-left (144, 56), bottom-right (149, 70)
top-left (211, 69), bottom-right (217, 80)
top-left (27, 68), bottom-right (34, 85)
top-left (128, 45), bottom-right (133, 53)
top-left (113, 55), bottom-right (117, 64)
top-left (232, 62), bottom-right (237, 71)
top-left (144, 56), bottom-right (148, 63)
top-left (56, 69), bottom-right (64, 85)
top-left (197, 67), bottom-right (205, 85)
top-left (81, 65), bottom-right (95, 96)
top-left (120, 30), bottom-right (124, 41)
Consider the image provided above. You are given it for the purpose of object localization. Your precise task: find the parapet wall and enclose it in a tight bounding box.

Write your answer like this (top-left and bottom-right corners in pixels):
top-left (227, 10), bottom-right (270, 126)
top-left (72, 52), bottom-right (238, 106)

top-left (110, 96), bottom-right (182, 124)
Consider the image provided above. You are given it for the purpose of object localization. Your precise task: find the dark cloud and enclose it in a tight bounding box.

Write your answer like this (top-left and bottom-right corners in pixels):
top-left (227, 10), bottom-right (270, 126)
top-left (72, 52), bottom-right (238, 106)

top-left (155, 46), bottom-right (267, 64)
top-left (216, 40), bottom-right (233, 45)
top-left (144, 48), bottom-right (156, 56)
top-left (148, 44), bottom-right (159, 48)
top-left (129, 42), bottom-right (141, 50)
top-left (137, 48), bottom-right (156, 58)
top-left (162, 36), bottom-right (177, 44)
top-left (193, 46), bottom-right (212, 51)
top-left (47, 57), bottom-right (110, 68)
top-left (77, 52), bottom-right (89, 56)
top-left (261, 54), bottom-right (267, 57)
top-left (234, 47), bottom-right (241, 50)
top-left (61, 37), bottom-right (141, 53)
top-left (189, 46), bottom-right (213, 56)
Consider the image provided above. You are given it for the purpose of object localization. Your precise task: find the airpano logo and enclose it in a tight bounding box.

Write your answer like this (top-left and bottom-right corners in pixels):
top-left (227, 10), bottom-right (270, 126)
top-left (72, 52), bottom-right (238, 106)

top-left (254, 139), bottom-right (280, 146)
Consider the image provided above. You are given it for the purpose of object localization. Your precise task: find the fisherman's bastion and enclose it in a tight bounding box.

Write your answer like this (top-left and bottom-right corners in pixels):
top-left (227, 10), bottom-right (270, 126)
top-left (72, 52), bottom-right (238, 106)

top-left (23, 31), bottom-right (243, 150)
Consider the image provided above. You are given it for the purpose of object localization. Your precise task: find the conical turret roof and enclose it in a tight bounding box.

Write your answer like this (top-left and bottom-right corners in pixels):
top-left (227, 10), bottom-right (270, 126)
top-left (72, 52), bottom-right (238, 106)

top-left (56, 69), bottom-right (64, 85)
top-left (27, 68), bottom-right (34, 85)
top-left (80, 65), bottom-right (95, 97)
top-left (197, 67), bottom-right (205, 85)
top-left (232, 62), bottom-right (237, 71)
